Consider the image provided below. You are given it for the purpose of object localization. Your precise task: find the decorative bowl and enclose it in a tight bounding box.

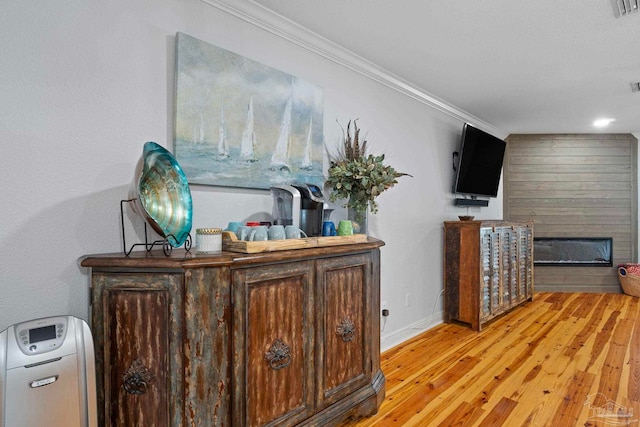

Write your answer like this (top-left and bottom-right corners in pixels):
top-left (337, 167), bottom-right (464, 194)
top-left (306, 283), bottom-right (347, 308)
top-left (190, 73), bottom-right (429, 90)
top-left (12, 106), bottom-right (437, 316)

top-left (458, 215), bottom-right (475, 221)
top-left (129, 142), bottom-right (192, 247)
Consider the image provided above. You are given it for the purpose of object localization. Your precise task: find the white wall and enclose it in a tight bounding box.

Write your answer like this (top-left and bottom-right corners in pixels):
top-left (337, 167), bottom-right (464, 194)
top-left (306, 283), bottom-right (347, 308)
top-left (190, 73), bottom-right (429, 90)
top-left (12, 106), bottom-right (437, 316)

top-left (0, 0), bottom-right (503, 350)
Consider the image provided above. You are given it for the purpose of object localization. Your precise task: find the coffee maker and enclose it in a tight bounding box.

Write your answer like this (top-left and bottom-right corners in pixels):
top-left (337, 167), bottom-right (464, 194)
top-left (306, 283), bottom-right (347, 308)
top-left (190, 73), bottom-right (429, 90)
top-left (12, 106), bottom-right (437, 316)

top-left (270, 183), bottom-right (324, 237)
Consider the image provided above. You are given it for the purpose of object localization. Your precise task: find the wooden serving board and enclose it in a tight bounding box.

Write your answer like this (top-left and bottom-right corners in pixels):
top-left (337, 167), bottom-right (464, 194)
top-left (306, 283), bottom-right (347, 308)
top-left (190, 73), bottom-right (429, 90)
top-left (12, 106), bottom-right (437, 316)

top-left (222, 231), bottom-right (368, 253)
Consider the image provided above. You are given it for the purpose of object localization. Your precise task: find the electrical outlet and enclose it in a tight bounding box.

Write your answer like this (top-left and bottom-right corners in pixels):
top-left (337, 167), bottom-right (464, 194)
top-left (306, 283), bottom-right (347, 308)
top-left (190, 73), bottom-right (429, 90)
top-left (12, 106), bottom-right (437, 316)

top-left (405, 293), bottom-right (411, 307)
top-left (381, 300), bottom-right (389, 317)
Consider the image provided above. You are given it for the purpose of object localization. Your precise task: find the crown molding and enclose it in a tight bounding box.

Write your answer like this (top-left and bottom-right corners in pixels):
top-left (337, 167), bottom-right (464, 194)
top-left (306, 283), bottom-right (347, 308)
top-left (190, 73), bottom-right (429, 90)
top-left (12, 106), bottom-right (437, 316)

top-left (201, 0), bottom-right (506, 138)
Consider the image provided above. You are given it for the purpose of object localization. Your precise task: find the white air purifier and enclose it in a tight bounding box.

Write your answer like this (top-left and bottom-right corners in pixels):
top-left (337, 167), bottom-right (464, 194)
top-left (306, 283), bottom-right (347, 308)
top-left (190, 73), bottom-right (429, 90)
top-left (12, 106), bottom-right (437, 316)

top-left (0, 315), bottom-right (97, 427)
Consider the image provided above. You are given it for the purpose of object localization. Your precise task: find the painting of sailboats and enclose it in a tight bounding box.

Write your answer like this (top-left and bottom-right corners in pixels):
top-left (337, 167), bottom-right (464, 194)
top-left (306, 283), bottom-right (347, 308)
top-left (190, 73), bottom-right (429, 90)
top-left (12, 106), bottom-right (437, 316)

top-left (174, 32), bottom-right (324, 189)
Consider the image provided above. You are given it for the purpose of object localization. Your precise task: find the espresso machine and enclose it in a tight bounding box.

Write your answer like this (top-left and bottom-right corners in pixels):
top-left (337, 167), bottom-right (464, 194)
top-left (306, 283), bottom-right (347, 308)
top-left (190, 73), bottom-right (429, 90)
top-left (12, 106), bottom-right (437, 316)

top-left (270, 183), bottom-right (324, 237)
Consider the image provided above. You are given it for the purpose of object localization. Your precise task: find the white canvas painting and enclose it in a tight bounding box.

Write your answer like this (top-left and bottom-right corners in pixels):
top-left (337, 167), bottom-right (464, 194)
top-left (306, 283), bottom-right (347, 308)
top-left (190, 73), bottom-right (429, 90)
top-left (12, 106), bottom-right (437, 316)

top-left (174, 32), bottom-right (324, 190)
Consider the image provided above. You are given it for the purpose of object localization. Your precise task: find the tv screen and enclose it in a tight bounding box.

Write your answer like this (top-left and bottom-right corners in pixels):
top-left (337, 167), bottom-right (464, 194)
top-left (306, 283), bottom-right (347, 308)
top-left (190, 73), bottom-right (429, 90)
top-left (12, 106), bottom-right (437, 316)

top-left (453, 123), bottom-right (506, 198)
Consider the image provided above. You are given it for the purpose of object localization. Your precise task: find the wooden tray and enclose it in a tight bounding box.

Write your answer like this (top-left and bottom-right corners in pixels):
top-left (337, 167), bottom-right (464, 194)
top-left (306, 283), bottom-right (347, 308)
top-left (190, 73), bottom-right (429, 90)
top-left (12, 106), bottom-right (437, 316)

top-left (222, 231), bottom-right (368, 253)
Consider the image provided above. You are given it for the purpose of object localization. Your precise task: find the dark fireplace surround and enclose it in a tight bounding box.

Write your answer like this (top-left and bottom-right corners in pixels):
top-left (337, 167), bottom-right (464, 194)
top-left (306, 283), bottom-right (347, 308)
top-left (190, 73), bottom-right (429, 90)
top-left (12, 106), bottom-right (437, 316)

top-left (534, 237), bottom-right (613, 267)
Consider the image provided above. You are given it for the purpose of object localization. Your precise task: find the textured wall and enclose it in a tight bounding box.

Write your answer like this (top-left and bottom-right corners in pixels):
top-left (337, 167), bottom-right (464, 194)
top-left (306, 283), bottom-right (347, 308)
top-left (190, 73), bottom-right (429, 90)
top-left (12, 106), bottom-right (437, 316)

top-left (0, 0), bottom-right (503, 349)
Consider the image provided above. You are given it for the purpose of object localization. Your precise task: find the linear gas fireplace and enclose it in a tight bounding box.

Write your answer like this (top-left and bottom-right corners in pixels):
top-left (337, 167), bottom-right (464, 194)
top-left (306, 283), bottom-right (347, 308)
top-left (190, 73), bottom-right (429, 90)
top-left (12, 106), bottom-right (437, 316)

top-left (534, 237), bottom-right (613, 267)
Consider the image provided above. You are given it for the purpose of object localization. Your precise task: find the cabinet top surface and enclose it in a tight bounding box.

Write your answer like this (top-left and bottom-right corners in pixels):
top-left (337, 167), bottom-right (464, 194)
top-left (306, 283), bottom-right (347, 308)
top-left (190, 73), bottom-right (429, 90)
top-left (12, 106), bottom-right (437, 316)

top-left (444, 219), bottom-right (533, 227)
top-left (80, 237), bottom-right (384, 269)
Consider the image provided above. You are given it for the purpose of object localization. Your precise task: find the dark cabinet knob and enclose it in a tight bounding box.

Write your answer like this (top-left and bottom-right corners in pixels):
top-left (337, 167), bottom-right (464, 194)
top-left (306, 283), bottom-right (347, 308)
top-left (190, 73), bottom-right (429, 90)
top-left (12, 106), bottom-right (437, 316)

top-left (336, 318), bottom-right (355, 342)
top-left (122, 359), bottom-right (154, 395)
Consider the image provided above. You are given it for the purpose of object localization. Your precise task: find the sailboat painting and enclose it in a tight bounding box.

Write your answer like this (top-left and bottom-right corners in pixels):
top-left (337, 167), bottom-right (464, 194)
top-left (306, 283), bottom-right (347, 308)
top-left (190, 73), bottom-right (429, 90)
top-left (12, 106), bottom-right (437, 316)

top-left (173, 32), bottom-right (324, 189)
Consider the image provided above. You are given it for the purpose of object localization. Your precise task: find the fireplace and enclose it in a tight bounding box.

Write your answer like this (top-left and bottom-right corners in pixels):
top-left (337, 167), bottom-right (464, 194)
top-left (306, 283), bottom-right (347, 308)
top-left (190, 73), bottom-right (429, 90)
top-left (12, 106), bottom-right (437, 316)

top-left (533, 238), bottom-right (613, 267)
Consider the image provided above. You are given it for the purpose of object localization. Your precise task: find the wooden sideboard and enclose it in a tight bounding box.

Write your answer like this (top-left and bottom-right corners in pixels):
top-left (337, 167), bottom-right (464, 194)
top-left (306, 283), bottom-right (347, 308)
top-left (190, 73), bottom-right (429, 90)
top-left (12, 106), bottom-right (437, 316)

top-left (81, 238), bottom-right (385, 427)
top-left (443, 220), bottom-right (534, 331)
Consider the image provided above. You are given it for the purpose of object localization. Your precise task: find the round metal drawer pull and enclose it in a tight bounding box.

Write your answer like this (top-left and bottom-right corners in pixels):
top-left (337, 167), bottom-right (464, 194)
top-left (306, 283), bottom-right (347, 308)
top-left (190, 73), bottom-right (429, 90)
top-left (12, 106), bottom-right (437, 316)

top-left (122, 359), bottom-right (154, 395)
top-left (336, 318), bottom-right (356, 342)
top-left (265, 338), bottom-right (292, 370)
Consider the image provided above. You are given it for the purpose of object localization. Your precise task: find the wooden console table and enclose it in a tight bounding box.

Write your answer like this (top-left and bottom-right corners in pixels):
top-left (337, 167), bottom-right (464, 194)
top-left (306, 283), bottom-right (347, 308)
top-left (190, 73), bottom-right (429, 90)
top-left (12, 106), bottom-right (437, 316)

top-left (81, 238), bottom-right (385, 427)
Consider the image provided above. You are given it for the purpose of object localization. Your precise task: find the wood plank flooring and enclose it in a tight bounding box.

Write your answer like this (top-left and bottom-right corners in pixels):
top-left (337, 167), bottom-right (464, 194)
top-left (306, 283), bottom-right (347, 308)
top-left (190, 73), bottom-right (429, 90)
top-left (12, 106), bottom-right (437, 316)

top-left (341, 292), bottom-right (640, 427)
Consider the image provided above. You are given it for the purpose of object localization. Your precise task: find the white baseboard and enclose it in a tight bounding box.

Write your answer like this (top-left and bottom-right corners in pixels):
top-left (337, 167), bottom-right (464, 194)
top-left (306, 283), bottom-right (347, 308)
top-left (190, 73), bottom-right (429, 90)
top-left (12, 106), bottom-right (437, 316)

top-left (380, 311), bottom-right (444, 353)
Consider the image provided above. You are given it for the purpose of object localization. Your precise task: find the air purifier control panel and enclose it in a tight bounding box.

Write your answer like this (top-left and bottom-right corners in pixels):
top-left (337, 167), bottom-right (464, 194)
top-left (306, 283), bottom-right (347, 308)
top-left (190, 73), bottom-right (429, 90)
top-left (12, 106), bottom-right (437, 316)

top-left (0, 315), bottom-right (97, 427)
top-left (13, 316), bottom-right (68, 356)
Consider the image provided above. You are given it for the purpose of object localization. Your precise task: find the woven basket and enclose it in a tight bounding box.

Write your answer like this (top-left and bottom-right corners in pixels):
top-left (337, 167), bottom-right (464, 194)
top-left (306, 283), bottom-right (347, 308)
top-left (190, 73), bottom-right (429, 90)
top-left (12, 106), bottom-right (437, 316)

top-left (618, 266), bottom-right (640, 297)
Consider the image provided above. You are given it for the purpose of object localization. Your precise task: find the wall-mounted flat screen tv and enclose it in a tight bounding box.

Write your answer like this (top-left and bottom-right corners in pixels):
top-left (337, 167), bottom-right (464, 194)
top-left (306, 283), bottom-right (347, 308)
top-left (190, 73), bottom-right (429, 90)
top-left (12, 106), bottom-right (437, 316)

top-left (453, 123), bottom-right (506, 198)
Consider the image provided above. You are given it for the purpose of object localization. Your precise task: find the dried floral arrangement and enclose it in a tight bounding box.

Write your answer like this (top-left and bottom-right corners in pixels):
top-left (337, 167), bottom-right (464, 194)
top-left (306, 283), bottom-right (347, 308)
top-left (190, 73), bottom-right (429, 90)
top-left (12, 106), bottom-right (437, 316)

top-left (326, 119), bottom-right (410, 214)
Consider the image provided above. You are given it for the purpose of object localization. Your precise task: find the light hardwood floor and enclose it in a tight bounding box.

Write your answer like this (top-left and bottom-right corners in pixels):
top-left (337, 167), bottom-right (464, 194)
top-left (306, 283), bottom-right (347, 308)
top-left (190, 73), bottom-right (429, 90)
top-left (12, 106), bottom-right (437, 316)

top-left (341, 292), bottom-right (640, 427)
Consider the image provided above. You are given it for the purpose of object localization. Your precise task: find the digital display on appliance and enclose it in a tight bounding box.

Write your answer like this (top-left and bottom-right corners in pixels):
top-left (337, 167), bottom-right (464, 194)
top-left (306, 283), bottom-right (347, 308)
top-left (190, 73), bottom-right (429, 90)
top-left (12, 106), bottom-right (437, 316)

top-left (29, 325), bottom-right (56, 344)
top-left (453, 123), bottom-right (506, 198)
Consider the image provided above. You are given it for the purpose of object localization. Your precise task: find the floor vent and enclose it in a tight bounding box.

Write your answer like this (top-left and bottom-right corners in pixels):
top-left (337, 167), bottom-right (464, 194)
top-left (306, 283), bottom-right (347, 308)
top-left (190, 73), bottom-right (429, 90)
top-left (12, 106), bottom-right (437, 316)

top-left (611, 0), bottom-right (640, 17)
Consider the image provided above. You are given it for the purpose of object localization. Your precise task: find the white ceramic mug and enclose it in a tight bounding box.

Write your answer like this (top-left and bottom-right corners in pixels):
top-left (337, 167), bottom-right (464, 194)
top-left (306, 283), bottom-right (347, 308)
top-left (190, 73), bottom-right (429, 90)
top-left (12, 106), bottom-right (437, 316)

top-left (285, 225), bottom-right (308, 239)
top-left (268, 225), bottom-right (286, 240)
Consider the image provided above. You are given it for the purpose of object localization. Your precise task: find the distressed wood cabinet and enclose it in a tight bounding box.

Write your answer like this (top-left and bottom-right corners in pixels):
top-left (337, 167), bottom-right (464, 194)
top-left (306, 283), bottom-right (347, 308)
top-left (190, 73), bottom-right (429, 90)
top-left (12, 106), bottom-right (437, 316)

top-left (443, 220), bottom-right (534, 331)
top-left (81, 238), bottom-right (385, 427)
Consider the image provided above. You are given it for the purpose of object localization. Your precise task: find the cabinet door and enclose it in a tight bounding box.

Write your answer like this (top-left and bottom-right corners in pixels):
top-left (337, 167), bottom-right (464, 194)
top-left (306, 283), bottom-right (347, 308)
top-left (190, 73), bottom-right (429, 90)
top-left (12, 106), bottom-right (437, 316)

top-left (232, 262), bottom-right (315, 427)
top-left (497, 226), bottom-right (518, 310)
top-left (520, 225), bottom-right (534, 298)
top-left (91, 272), bottom-right (183, 427)
top-left (315, 254), bottom-right (371, 409)
top-left (480, 228), bottom-right (492, 320)
top-left (481, 228), bottom-right (503, 321)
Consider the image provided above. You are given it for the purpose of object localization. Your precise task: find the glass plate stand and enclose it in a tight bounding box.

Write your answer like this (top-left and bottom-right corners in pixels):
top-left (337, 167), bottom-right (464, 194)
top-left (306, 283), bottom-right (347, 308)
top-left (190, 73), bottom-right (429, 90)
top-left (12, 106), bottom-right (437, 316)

top-left (120, 199), bottom-right (192, 257)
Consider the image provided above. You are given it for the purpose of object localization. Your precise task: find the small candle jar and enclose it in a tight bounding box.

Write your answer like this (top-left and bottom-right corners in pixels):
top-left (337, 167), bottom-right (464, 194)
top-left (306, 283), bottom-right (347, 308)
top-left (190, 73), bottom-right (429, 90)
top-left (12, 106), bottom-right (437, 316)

top-left (196, 228), bottom-right (222, 254)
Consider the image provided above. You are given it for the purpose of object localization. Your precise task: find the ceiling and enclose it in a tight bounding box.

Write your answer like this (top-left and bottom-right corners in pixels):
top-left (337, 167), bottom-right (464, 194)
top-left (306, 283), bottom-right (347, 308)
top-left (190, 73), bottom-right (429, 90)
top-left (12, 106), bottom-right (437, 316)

top-left (250, 0), bottom-right (640, 135)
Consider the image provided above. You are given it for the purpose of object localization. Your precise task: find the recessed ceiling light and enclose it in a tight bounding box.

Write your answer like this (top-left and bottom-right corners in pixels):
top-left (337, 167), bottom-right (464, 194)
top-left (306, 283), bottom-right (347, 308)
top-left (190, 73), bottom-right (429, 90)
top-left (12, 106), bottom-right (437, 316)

top-left (593, 118), bottom-right (616, 127)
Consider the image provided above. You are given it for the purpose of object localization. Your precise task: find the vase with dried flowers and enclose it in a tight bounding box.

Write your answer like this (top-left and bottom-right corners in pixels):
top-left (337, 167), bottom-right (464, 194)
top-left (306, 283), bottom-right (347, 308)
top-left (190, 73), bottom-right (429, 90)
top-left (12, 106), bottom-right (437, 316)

top-left (326, 119), bottom-right (410, 234)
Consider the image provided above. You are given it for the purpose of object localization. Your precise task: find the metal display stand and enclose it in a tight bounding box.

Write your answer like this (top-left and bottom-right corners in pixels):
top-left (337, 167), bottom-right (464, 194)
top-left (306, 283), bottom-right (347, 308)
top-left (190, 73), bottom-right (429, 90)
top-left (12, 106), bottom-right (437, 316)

top-left (120, 199), bottom-right (192, 257)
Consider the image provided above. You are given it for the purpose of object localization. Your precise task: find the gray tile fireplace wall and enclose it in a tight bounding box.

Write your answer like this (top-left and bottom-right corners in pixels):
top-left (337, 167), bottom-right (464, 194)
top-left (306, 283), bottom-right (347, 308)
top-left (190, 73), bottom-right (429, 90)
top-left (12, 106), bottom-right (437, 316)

top-left (504, 134), bottom-right (638, 292)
